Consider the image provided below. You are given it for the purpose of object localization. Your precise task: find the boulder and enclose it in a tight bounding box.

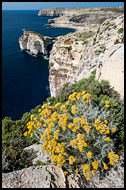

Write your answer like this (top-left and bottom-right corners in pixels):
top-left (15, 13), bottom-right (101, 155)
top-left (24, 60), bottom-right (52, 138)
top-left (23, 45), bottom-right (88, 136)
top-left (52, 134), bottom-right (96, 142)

top-left (2, 165), bottom-right (66, 188)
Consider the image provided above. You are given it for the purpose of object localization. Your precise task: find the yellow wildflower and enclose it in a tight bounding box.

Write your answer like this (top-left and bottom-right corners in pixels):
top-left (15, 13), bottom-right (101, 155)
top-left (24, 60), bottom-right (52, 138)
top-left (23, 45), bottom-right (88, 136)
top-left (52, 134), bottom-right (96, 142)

top-left (23, 131), bottom-right (28, 136)
top-left (86, 151), bottom-right (92, 158)
top-left (70, 139), bottom-right (77, 149)
top-left (43, 103), bottom-right (48, 108)
top-left (69, 156), bottom-right (76, 165)
top-left (112, 127), bottom-right (116, 132)
top-left (91, 170), bottom-right (95, 175)
top-left (103, 163), bottom-right (108, 170)
top-left (105, 104), bottom-right (110, 108)
top-left (38, 108), bottom-right (42, 112)
top-left (71, 105), bottom-right (78, 115)
top-left (75, 168), bottom-right (78, 174)
top-left (64, 171), bottom-right (68, 176)
top-left (81, 91), bottom-right (86, 95)
top-left (82, 164), bottom-right (92, 180)
top-left (92, 160), bottom-right (99, 170)
top-left (105, 137), bottom-right (110, 142)
top-left (108, 152), bottom-right (119, 165)
top-left (55, 102), bottom-right (61, 108)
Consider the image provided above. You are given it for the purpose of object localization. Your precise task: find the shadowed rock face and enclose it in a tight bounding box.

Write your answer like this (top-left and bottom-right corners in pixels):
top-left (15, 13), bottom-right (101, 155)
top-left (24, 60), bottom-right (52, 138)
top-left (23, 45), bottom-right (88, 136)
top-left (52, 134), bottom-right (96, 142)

top-left (19, 31), bottom-right (52, 56)
top-left (69, 13), bottom-right (116, 24)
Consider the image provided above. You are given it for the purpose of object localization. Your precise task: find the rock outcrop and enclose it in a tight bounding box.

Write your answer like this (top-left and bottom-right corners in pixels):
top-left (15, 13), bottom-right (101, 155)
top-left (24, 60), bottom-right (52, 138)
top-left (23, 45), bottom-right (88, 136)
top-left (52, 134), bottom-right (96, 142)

top-left (19, 31), bottom-right (52, 56)
top-left (2, 154), bottom-right (124, 188)
top-left (49, 15), bottom-right (124, 99)
top-left (2, 165), bottom-right (66, 188)
top-left (23, 143), bottom-right (51, 165)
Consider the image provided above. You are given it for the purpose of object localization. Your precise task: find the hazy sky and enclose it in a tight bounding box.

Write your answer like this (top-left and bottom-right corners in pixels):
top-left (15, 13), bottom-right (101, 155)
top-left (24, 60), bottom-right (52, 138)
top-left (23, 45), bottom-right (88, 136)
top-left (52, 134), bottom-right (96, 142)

top-left (2, 2), bottom-right (124, 10)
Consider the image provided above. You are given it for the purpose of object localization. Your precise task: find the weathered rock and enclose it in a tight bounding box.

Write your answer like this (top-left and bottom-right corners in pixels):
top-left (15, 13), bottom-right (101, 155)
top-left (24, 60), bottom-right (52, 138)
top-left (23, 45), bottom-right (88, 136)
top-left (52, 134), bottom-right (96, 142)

top-left (98, 44), bottom-right (124, 99)
top-left (23, 143), bottom-right (51, 165)
top-left (38, 7), bottom-right (123, 18)
top-left (19, 31), bottom-right (52, 56)
top-left (48, 14), bottom-right (124, 99)
top-left (49, 34), bottom-right (85, 97)
top-left (2, 155), bottom-right (124, 188)
top-left (2, 165), bottom-right (66, 188)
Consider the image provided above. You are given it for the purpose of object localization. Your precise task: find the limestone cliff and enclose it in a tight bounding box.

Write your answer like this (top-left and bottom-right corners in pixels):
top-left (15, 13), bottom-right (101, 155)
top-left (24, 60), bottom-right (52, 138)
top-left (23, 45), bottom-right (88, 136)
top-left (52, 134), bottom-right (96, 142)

top-left (38, 7), bottom-right (123, 32)
top-left (49, 15), bottom-right (124, 99)
top-left (19, 31), bottom-right (52, 56)
top-left (38, 7), bottom-right (123, 17)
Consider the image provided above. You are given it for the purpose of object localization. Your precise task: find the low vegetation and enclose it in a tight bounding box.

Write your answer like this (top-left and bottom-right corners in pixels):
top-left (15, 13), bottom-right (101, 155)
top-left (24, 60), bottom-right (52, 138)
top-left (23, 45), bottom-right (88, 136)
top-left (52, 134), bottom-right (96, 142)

top-left (2, 72), bottom-right (124, 175)
top-left (24, 74), bottom-right (122, 180)
top-left (26, 31), bottom-right (43, 39)
top-left (74, 31), bottom-right (95, 42)
top-left (60, 46), bottom-right (72, 51)
top-left (118, 28), bottom-right (123, 34)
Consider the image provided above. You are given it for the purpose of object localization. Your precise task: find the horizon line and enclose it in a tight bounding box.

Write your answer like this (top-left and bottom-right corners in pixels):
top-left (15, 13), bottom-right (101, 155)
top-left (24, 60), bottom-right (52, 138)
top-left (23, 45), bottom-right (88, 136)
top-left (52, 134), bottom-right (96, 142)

top-left (2, 5), bottom-right (124, 11)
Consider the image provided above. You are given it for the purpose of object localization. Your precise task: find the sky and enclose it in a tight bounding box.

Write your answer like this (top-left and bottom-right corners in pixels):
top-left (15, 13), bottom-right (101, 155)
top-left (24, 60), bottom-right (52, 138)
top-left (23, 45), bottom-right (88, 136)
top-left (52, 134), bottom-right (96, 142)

top-left (2, 2), bottom-right (124, 10)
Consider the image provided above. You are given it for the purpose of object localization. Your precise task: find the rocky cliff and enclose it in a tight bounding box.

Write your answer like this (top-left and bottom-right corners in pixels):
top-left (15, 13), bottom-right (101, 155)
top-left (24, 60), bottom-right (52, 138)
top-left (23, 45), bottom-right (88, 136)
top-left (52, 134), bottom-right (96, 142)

top-left (49, 15), bottom-right (124, 99)
top-left (19, 31), bottom-right (52, 56)
top-left (38, 7), bottom-right (123, 17)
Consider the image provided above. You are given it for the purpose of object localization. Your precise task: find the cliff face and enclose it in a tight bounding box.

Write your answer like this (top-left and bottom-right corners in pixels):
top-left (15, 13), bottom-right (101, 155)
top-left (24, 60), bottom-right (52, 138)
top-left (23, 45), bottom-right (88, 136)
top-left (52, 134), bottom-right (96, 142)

top-left (49, 15), bottom-right (124, 99)
top-left (49, 35), bottom-right (86, 97)
top-left (38, 7), bottom-right (123, 17)
top-left (19, 31), bottom-right (52, 56)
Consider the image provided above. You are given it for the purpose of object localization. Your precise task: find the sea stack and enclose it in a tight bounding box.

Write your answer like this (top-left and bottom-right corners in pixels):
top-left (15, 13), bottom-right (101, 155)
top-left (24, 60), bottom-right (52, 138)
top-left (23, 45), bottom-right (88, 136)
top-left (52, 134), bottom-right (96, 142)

top-left (19, 30), bottom-right (52, 56)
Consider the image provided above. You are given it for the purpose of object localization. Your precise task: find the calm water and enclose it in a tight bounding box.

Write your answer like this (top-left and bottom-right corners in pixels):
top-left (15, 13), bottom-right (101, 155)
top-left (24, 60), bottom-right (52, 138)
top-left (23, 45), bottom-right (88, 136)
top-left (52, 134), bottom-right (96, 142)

top-left (2, 10), bottom-right (75, 120)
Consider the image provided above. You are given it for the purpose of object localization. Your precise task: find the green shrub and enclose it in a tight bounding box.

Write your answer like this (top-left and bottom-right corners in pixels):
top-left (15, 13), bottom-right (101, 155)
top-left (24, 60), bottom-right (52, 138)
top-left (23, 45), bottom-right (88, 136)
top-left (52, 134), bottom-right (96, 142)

top-left (2, 105), bottom-right (41, 172)
top-left (2, 143), bottom-right (35, 172)
top-left (47, 73), bottom-right (124, 153)
top-left (35, 160), bottom-right (47, 166)
top-left (60, 46), bottom-right (72, 51)
top-left (48, 62), bottom-right (54, 70)
top-left (93, 38), bottom-right (96, 45)
top-left (114, 39), bottom-right (120, 44)
top-left (118, 28), bottom-right (123, 34)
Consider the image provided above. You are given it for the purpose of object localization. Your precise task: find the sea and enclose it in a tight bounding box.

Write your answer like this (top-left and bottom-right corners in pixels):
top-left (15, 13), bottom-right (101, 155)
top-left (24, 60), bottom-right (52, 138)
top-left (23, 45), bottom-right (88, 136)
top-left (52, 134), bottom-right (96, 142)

top-left (2, 10), bottom-right (75, 120)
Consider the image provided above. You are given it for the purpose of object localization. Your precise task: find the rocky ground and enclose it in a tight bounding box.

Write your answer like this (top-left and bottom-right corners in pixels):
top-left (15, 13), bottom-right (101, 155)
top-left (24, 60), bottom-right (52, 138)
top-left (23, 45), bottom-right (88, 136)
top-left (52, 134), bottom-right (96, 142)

top-left (2, 144), bottom-right (124, 188)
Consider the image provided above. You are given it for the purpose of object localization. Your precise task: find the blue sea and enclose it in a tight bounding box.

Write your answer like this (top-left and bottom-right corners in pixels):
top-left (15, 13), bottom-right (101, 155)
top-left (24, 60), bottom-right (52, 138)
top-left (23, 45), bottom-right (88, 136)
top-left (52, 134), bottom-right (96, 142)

top-left (2, 10), bottom-right (75, 120)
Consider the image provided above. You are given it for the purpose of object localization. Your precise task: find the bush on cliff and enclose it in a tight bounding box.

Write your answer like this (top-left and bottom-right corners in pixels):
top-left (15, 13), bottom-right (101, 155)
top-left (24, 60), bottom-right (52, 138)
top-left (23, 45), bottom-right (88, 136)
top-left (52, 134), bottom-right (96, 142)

top-left (2, 105), bottom-right (41, 172)
top-left (47, 72), bottom-right (124, 153)
top-left (2, 142), bottom-right (35, 173)
top-left (24, 90), bottom-right (120, 181)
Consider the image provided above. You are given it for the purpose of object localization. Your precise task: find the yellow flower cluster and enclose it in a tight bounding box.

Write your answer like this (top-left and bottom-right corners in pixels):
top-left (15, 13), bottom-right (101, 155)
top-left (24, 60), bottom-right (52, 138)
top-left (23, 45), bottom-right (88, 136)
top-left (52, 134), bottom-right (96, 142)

top-left (92, 160), bottom-right (100, 170)
top-left (108, 152), bottom-right (119, 165)
top-left (69, 155), bottom-right (76, 165)
top-left (82, 164), bottom-right (92, 180)
top-left (23, 90), bottom-right (119, 181)
top-left (94, 117), bottom-right (110, 134)
top-left (71, 105), bottom-right (78, 115)
top-left (58, 113), bottom-right (69, 131)
top-left (70, 133), bottom-right (87, 152)
top-left (101, 100), bottom-right (110, 108)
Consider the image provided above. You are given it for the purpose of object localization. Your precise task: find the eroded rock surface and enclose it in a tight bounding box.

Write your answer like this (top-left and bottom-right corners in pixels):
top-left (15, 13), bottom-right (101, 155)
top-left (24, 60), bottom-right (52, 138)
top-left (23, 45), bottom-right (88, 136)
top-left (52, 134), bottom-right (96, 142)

top-left (2, 165), bottom-right (66, 188)
top-left (49, 15), bottom-right (124, 99)
top-left (19, 31), bottom-right (52, 56)
top-left (23, 143), bottom-right (51, 165)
